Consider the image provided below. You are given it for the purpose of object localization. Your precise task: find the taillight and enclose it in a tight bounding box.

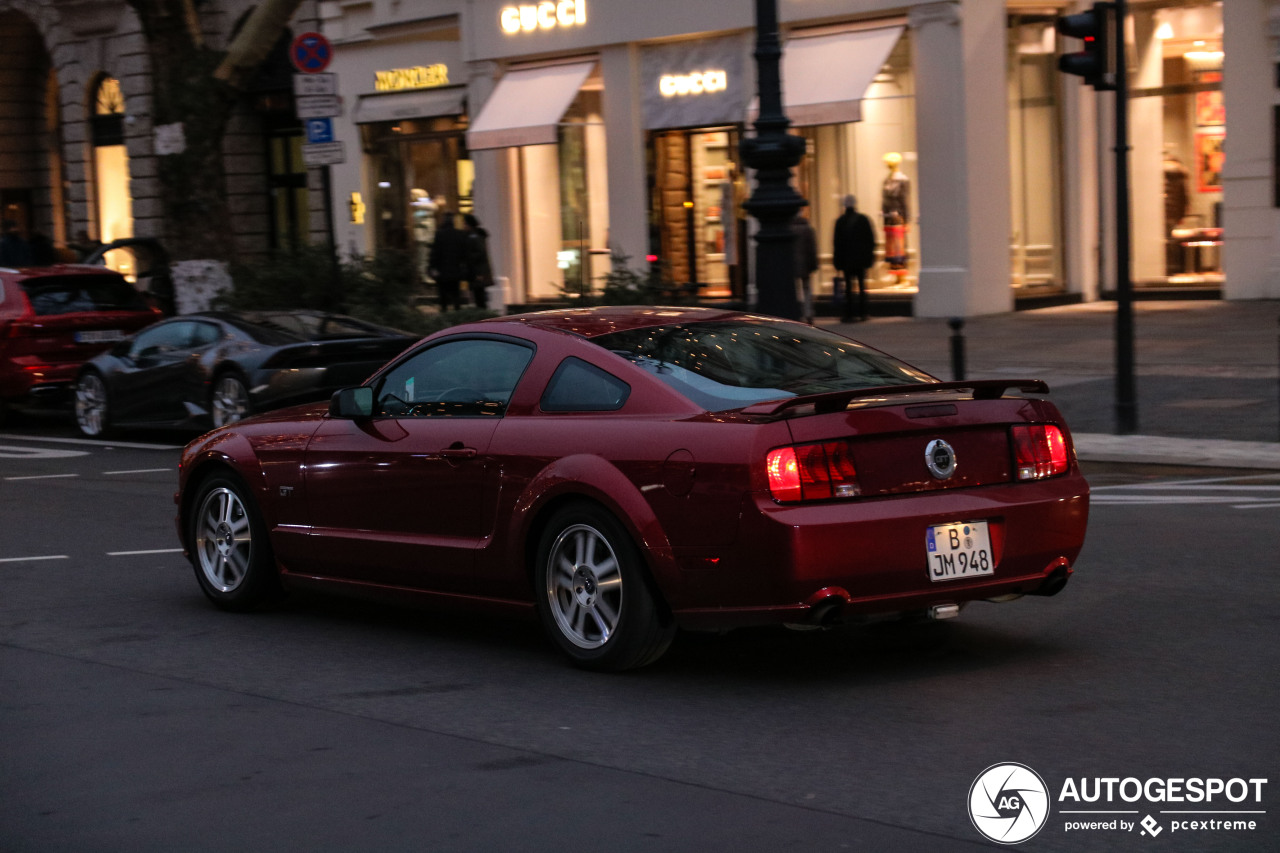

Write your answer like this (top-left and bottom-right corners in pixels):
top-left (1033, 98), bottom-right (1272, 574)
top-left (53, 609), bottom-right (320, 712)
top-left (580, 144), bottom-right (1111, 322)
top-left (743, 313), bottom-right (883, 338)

top-left (766, 440), bottom-right (861, 502)
top-left (1011, 424), bottom-right (1070, 480)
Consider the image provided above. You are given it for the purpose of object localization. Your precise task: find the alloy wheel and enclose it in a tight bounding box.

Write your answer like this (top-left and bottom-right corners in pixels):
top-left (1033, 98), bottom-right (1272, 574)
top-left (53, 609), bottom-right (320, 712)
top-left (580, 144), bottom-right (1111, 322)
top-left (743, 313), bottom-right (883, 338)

top-left (212, 375), bottom-right (249, 427)
top-left (74, 373), bottom-right (108, 436)
top-left (545, 522), bottom-right (624, 649)
top-left (194, 486), bottom-right (254, 593)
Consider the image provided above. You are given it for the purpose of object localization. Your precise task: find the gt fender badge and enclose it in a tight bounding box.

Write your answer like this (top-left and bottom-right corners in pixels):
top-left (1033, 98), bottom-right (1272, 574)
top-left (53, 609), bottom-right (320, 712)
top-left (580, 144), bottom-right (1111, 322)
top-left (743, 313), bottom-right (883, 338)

top-left (925, 438), bottom-right (956, 480)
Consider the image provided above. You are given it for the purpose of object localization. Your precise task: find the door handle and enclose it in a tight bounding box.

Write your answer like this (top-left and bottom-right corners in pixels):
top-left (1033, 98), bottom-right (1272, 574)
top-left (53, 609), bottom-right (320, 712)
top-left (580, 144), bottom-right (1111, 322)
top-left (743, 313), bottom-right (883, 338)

top-left (433, 442), bottom-right (477, 460)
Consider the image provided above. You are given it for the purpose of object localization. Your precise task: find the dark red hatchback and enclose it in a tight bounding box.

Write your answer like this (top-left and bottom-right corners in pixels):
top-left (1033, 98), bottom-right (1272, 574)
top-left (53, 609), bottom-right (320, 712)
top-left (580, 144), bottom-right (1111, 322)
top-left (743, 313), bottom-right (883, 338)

top-left (176, 306), bottom-right (1089, 670)
top-left (0, 264), bottom-right (161, 421)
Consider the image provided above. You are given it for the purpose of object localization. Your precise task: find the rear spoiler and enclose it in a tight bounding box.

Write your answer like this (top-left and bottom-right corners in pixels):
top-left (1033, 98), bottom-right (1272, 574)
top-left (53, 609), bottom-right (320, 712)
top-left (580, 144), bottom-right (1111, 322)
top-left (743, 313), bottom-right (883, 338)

top-left (739, 379), bottom-right (1050, 417)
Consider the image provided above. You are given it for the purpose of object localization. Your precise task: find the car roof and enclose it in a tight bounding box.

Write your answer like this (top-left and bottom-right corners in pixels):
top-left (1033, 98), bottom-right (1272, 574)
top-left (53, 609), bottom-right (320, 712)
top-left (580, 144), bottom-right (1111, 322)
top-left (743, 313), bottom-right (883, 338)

top-left (1, 263), bottom-right (127, 281)
top-left (485, 305), bottom-right (759, 339)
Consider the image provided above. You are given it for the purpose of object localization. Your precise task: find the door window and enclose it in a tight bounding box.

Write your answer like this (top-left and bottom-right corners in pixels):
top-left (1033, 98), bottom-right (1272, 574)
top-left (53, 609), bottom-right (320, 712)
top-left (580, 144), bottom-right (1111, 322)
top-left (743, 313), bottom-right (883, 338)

top-left (374, 338), bottom-right (533, 417)
top-left (129, 321), bottom-right (194, 359)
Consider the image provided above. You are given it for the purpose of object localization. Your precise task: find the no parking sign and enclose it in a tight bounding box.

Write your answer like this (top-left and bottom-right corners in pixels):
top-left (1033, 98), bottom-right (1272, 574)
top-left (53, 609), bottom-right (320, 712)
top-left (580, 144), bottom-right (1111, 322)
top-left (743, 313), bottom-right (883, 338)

top-left (290, 31), bottom-right (332, 73)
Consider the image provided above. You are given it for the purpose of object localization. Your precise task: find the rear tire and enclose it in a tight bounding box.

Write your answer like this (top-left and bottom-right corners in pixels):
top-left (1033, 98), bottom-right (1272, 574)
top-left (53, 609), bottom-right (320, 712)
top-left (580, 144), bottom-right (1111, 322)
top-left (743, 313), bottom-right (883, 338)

top-left (73, 371), bottom-right (112, 438)
top-left (534, 503), bottom-right (675, 671)
top-left (187, 473), bottom-right (281, 611)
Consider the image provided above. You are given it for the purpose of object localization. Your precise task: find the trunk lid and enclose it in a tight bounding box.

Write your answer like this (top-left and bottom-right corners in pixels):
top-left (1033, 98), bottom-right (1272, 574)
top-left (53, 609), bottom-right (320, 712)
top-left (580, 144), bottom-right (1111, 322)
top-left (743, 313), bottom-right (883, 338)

top-left (777, 388), bottom-right (1067, 497)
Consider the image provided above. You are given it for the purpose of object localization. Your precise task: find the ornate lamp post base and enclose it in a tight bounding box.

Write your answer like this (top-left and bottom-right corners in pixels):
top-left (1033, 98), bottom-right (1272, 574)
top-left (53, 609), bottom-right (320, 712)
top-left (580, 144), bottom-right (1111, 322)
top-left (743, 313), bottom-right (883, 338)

top-left (741, 0), bottom-right (806, 320)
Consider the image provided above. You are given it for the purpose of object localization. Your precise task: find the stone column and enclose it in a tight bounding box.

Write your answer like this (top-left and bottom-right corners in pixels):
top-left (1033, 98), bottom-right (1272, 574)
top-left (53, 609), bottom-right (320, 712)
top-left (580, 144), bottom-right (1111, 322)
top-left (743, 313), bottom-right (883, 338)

top-left (1222, 0), bottom-right (1280, 299)
top-left (910, 0), bottom-right (1013, 318)
top-left (599, 44), bottom-right (648, 274)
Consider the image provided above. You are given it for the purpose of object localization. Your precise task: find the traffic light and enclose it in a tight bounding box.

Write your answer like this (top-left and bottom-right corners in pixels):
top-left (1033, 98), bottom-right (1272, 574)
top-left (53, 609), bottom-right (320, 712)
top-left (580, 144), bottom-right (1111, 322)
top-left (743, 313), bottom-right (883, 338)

top-left (1057, 2), bottom-right (1115, 90)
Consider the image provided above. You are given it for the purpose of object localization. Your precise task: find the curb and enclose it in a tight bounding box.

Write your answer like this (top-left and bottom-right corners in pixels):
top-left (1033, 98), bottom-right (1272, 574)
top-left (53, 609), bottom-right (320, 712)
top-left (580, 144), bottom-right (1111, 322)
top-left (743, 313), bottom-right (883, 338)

top-left (1073, 433), bottom-right (1280, 470)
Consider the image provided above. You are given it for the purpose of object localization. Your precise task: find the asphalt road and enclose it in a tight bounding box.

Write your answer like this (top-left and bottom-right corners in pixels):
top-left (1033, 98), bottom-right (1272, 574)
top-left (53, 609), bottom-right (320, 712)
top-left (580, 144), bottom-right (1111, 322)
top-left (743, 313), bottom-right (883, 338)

top-left (1, 434), bottom-right (1277, 852)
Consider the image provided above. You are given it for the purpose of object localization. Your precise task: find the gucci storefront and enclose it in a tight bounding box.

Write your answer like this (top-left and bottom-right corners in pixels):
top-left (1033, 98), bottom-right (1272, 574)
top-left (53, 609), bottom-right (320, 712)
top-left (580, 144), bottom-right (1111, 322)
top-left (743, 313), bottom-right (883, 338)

top-left (321, 1), bottom-right (1280, 315)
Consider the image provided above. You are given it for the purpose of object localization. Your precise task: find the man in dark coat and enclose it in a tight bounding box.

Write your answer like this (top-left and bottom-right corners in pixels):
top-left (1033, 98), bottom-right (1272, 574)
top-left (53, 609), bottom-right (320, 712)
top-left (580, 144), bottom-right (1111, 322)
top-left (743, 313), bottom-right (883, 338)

top-left (793, 213), bottom-right (819, 324)
top-left (831, 195), bottom-right (877, 322)
top-left (428, 212), bottom-right (469, 311)
top-left (462, 213), bottom-right (493, 310)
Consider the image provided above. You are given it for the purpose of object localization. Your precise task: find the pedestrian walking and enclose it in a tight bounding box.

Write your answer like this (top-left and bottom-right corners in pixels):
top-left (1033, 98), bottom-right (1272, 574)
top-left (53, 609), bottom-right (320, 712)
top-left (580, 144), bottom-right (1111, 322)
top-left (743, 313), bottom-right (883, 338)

top-left (793, 212), bottom-right (818, 324)
top-left (428, 212), bottom-right (469, 312)
top-left (462, 213), bottom-right (493, 310)
top-left (832, 194), bottom-right (877, 322)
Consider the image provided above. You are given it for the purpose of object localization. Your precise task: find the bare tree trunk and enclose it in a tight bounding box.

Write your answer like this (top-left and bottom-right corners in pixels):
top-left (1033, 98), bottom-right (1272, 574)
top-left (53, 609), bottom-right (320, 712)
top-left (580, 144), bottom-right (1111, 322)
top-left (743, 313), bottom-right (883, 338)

top-left (125, 0), bottom-right (305, 263)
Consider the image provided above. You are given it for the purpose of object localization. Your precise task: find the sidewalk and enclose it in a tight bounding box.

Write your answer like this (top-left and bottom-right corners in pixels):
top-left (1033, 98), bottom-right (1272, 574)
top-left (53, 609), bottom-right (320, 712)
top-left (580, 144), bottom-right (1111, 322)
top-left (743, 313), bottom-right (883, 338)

top-left (824, 299), bottom-right (1280, 469)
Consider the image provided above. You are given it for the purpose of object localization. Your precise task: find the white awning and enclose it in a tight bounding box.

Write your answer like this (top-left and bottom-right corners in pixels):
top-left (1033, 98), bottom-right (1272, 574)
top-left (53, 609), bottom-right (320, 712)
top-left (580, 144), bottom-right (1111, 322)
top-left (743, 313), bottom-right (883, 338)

top-left (466, 61), bottom-right (595, 150)
top-left (757, 26), bottom-right (904, 127)
top-left (353, 87), bottom-right (467, 125)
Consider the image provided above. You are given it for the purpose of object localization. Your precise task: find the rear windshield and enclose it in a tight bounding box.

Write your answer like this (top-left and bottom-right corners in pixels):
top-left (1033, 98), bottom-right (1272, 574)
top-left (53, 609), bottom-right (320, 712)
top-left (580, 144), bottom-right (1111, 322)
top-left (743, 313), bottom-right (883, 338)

top-left (21, 274), bottom-right (149, 316)
top-left (593, 320), bottom-right (935, 412)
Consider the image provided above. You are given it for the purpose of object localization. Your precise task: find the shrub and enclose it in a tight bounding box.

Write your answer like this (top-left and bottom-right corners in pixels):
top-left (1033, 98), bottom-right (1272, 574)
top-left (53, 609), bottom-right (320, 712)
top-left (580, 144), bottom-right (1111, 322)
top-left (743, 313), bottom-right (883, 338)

top-left (217, 245), bottom-right (495, 335)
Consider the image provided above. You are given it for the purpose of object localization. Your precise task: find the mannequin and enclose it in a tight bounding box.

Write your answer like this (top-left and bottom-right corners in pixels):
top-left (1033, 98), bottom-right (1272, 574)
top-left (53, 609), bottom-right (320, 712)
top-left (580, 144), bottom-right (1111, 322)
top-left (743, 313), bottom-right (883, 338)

top-left (881, 152), bottom-right (910, 275)
top-left (1162, 150), bottom-right (1189, 274)
top-left (410, 188), bottom-right (437, 280)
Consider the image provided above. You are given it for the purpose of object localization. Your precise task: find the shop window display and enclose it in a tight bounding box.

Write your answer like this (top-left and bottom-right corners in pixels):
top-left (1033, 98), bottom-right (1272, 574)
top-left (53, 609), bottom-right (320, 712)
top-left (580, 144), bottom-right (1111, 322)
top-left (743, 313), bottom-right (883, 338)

top-left (1008, 14), bottom-right (1064, 292)
top-left (793, 29), bottom-right (917, 303)
top-left (361, 116), bottom-right (471, 292)
top-left (514, 83), bottom-right (608, 302)
top-left (1131, 1), bottom-right (1224, 286)
top-left (91, 75), bottom-right (132, 249)
top-left (647, 128), bottom-right (744, 299)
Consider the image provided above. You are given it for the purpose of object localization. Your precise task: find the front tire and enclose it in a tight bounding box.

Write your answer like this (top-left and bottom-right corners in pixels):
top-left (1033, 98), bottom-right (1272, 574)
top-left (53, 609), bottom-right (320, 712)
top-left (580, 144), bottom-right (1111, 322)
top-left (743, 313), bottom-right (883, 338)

top-left (211, 372), bottom-right (251, 428)
top-left (73, 371), bottom-right (111, 437)
top-left (188, 473), bottom-right (280, 611)
top-left (535, 503), bottom-right (675, 671)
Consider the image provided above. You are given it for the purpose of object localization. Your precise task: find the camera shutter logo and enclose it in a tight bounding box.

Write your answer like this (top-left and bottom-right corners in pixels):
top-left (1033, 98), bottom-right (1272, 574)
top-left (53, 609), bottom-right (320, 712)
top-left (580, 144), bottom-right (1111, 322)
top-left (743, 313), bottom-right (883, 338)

top-left (969, 763), bottom-right (1050, 844)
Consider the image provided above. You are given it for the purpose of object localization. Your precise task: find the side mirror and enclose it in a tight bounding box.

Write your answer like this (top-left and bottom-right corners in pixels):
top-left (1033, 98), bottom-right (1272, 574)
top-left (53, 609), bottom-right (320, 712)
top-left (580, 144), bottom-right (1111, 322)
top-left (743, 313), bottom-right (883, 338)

top-left (329, 386), bottom-right (374, 419)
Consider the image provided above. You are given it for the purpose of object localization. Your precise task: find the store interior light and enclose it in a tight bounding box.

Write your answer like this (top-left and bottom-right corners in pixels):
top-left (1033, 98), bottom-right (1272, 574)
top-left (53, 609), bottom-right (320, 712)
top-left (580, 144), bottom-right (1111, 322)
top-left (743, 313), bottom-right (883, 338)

top-left (1155, 21), bottom-right (1174, 40)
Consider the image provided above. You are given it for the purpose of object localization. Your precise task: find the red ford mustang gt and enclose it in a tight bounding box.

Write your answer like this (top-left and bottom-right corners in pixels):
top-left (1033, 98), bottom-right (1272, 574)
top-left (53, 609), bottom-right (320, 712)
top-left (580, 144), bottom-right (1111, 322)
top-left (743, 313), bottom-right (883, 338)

top-left (175, 306), bottom-right (1089, 670)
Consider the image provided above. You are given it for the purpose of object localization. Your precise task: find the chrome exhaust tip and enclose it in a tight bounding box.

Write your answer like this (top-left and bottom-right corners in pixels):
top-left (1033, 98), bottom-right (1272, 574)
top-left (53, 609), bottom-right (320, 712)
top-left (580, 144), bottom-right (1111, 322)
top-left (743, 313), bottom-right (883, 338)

top-left (929, 603), bottom-right (961, 621)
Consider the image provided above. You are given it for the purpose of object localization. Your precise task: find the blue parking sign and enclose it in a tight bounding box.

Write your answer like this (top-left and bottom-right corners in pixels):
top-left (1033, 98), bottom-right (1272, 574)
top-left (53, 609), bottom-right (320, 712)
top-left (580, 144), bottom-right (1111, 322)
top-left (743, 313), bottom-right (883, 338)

top-left (306, 118), bottom-right (334, 144)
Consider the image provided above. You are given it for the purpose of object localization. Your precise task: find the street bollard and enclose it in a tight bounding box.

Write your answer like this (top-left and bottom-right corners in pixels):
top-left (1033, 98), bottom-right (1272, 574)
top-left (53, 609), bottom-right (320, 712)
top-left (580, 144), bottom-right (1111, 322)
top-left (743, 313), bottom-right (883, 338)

top-left (949, 317), bottom-right (966, 382)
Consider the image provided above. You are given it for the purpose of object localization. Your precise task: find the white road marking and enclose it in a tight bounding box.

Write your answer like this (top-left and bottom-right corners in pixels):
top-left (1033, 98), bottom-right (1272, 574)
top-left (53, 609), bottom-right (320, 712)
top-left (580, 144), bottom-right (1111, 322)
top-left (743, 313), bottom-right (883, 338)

top-left (103, 468), bottom-right (173, 476)
top-left (4, 473), bottom-right (80, 481)
top-left (106, 549), bottom-right (183, 556)
top-left (0, 434), bottom-right (181, 450)
top-left (0, 555), bottom-right (69, 563)
top-left (0, 445), bottom-right (89, 459)
top-left (1092, 474), bottom-right (1280, 510)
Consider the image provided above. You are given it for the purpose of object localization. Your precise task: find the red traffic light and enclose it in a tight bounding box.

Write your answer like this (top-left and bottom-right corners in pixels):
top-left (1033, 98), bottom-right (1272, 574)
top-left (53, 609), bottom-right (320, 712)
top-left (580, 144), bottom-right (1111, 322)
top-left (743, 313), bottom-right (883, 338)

top-left (1057, 2), bottom-right (1115, 91)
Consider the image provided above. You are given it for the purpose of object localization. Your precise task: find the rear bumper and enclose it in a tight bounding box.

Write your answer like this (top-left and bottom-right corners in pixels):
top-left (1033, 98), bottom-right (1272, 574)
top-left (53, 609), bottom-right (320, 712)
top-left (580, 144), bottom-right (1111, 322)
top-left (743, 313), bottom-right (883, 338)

top-left (0, 360), bottom-right (78, 403)
top-left (669, 475), bottom-right (1089, 630)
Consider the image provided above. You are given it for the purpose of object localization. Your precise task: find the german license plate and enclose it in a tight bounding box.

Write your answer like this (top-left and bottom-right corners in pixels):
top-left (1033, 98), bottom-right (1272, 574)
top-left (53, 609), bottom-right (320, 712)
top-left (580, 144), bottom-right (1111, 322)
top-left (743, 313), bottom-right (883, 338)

top-left (926, 521), bottom-right (994, 582)
top-left (75, 329), bottom-right (124, 344)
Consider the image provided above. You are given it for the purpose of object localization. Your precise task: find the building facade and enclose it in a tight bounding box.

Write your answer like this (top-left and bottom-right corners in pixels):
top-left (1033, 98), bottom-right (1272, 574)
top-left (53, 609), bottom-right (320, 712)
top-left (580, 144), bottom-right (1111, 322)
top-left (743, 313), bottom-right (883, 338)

top-left (0, 0), bottom-right (324, 281)
top-left (319, 0), bottom-right (1280, 316)
top-left (5, 2), bottom-right (1270, 315)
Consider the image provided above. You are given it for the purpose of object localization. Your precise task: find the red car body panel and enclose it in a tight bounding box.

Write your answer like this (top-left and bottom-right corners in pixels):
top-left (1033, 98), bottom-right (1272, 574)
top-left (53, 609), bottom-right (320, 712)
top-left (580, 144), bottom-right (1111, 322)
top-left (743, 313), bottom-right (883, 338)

top-left (0, 265), bottom-right (161, 402)
top-left (176, 307), bottom-right (1089, 631)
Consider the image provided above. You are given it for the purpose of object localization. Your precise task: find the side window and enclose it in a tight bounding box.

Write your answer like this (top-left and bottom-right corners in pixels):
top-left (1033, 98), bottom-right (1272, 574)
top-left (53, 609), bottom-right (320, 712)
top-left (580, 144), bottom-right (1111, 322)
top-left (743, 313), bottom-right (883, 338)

top-left (541, 357), bottom-right (630, 412)
top-left (374, 338), bottom-right (533, 417)
top-left (129, 322), bottom-right (192, 359)
top-left (190, 321), bottom-right (222, 348)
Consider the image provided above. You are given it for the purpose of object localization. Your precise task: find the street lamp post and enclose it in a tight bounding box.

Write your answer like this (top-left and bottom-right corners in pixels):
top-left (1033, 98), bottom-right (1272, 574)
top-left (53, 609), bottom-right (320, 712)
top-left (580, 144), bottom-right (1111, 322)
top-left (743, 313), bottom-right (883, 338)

top-left (741, 0), bottom-right (806, 320)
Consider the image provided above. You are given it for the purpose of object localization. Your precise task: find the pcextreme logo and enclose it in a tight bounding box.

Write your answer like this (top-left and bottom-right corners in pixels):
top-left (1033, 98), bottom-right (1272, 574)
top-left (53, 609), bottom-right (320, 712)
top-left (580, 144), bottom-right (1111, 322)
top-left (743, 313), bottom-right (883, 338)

top-left (968, 764), bottom-right (1270, 844)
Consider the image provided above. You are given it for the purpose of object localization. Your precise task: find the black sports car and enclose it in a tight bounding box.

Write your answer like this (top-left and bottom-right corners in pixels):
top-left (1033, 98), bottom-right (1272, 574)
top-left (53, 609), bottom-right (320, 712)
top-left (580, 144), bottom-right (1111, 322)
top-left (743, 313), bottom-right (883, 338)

top-left (72, 310), bottom-right (414, 436)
